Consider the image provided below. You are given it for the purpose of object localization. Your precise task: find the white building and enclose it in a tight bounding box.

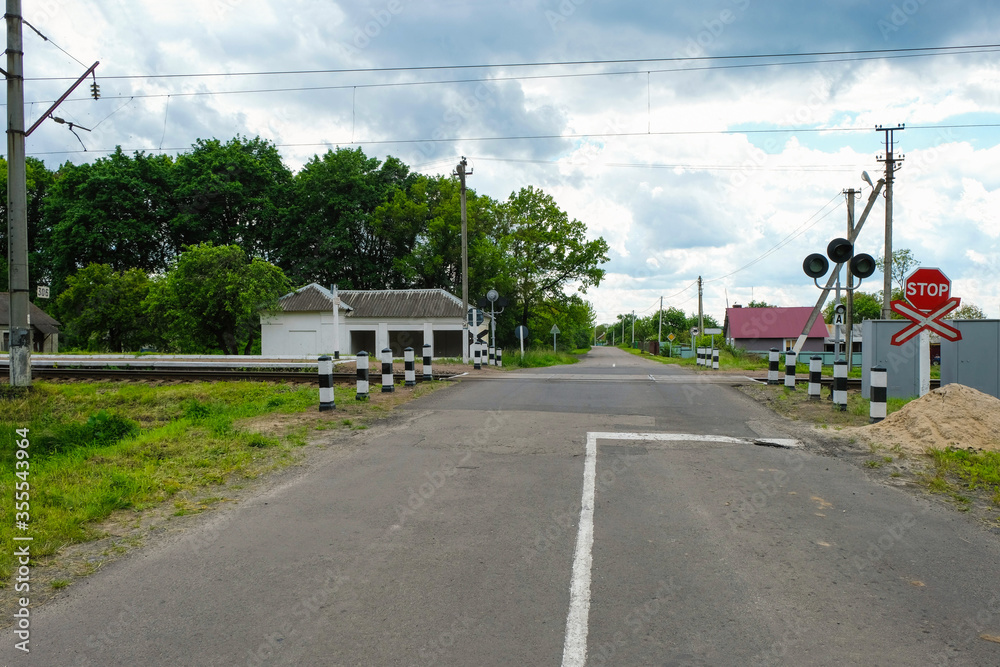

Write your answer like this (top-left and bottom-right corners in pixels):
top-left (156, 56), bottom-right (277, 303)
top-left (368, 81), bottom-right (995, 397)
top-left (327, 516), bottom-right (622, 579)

top-left (261, 283), bottom-right (486, 357)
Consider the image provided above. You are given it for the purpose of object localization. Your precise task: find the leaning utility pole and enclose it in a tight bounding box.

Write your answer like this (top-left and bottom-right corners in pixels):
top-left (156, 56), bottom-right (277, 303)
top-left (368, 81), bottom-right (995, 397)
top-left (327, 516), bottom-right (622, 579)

top-left (877, 124), bottom-right (904, 319)
top-left (456, 157), bottom-right (471, 364)
top-left (844, 188), bottom-right (858, 370)
top-left (6, 0), bottom-right (29, 386)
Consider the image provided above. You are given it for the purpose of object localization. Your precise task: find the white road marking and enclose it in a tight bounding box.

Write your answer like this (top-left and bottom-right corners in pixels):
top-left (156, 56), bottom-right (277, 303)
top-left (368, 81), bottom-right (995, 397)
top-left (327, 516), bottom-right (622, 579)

top-left (560, 431), bottom-right (801, 666)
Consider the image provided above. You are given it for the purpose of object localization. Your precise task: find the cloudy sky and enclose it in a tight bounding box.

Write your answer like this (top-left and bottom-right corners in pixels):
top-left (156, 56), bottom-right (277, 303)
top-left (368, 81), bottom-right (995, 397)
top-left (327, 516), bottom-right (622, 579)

top-left (17, 0), bottom-right (1000, 325)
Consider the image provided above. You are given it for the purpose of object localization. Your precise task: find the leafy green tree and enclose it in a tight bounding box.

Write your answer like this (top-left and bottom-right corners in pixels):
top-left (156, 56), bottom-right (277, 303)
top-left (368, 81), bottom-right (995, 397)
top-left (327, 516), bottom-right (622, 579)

top-left (746, 299), bottom-right (776, 308)
top-left (824, 291), bottom-right (882, 323)
top-left (273, 146), bottom-right (412, 288)
top-left (170, 136), bottom-right (291, 259)
top-left (0, 156), bottom-right (57, 292)
top-left (953, 302), bottom-right (987, 319)
top-left (54, 264), bottom-right (155, 351)
top-left (144, 243), bottom-right (290, 355)
top-left (875, 248), bottom-right (919, 293)
top-left (493, 186), bottom-right (609, 327)
top-left (527, 295), bottom-right (595, 351)
top-left (41, 148), bottom-right (175, 293)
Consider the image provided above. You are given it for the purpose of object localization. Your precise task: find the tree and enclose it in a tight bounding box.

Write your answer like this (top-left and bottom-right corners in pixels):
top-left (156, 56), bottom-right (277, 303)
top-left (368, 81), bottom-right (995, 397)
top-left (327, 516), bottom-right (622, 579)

top-left (493, 186), bottom-right (609, 327)
top-left (875, 248), bottom-right (919, 293)
top-left (40, 148), bottom-right (175, 293)
top-left (953, 302), bottom-right (987, 319)
top-left (824, 291), bottom-right (882, 323)
top-left (54, 264), bottom-right (155, 352)
top-left (144, 243), bottom-right (290, 355)
top-left (0, 156), bottom-right (57, 292)
top-left (170, 136), bottom-right (291, 259)
top-left (272, 147), bottom-right (412, 288)
top-left (746, 299), bottom-right (776, 308)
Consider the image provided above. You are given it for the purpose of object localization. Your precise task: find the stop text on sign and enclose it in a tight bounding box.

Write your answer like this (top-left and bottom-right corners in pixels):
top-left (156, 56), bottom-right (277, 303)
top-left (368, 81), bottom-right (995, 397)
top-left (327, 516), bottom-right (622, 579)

top-left (906, 281), bottom-right (949, 299)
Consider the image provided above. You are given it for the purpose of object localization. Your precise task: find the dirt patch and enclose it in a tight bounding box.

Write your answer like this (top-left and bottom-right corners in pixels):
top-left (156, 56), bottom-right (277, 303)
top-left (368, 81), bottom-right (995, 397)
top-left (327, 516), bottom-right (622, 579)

top-left (848, 384), bottom-right (1000, 457)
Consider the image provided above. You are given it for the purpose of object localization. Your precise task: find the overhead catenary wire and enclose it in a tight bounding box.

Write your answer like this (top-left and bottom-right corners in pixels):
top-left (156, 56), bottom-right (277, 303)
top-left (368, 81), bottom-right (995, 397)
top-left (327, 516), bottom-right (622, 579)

top-left (23, 42), bottom-right (1000, 81)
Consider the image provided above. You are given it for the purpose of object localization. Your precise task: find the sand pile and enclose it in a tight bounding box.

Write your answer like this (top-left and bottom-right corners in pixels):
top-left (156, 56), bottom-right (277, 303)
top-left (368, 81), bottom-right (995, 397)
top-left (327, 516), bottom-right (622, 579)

top-left (861, 384), bottom-right (1000, 456)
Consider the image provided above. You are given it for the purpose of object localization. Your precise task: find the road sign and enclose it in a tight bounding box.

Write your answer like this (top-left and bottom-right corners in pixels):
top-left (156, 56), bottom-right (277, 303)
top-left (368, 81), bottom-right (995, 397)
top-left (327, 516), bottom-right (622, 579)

top-left (890, 297), bottom-right (963, 345)
top-left (467, 307), bottom-right (484, 327)
top-left (667, 333), bottom-right (675, 342)
top-left (704, 327), bottom-right (722, 335)
top-left (905, 267), bottom-right (952, 312)
top-left (36, 285), bottom-right (49, 299)
top-left (515, 325), bottom-right (529, 341)
top-left (690, 328), bottom-right (698, 336)
top-left (550, 324), bottom-right (560, 334)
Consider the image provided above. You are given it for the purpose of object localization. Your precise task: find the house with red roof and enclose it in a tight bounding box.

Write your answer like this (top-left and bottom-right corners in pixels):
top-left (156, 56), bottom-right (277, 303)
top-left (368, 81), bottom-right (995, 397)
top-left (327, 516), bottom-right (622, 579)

top-left (724, 306), bottom-right (828, 353)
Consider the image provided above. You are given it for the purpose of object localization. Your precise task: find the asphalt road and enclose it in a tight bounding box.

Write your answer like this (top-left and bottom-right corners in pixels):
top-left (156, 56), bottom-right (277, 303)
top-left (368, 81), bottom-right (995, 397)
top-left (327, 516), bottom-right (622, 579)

top-left (3, 346), bottom-right (999, 666)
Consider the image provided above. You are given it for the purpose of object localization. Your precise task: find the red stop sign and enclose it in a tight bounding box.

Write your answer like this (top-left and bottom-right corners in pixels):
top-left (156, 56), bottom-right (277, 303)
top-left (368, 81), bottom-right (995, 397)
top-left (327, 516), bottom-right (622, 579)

top-left (905, 267), bottom-right (952, 311)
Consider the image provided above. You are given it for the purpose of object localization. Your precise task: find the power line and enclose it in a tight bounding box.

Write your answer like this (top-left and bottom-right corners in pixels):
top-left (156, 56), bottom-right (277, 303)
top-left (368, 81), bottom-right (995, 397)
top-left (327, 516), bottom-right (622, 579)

top-left (17, 46), bottom-right (1000, 108)
top-left (26, 121), bottom-right (1000, 159)
top-left (22, 19), bottom-right (88, 68)
top-left (24, 42), bottom-right (1000, 81)
top-left (704, 194), bottom-right (845, 284)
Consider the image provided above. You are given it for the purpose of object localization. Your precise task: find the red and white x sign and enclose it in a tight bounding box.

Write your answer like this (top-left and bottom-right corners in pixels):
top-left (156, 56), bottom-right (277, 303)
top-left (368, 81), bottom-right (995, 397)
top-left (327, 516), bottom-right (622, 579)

top-left (890, 297), bottom-right (963, 346)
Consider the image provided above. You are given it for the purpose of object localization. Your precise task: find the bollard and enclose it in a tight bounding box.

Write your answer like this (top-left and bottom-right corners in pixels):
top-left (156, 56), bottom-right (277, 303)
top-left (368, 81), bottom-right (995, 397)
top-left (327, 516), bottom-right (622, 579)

top-left (784, 351), bottom-right (797, 389)
top-left (697, 346), bottom-right (704, 367)
top-left (489, 345), bottom-right (495, 366)
top-left (422, 343), bottom-right (433, 381)
top-left (318, 355), bottom-right (335, 411)
top-left (767, 348), bottom-right (780, 385)
top-left (870, 366), bottom-right (887, 423)
top-left (474, 344), bottom-right (482, 370)
top-left (833, 360), bottom-right (847, 411)
top-left (712, 348), bottom-right (719, 370)
top-left (381, 347), bottom-right (394, 393)
top-left (356, 351), bottom-right (369, 401)
top-left (497, 348), bottom-right (503, 368)
top-left (404, 347), bottom-right (415, 387)
top-left (808, 356), bottom-right (822, 400)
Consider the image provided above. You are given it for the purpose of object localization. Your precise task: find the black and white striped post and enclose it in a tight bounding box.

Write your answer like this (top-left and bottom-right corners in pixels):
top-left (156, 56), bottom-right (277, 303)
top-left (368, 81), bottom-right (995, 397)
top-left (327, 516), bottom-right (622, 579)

top-left (422, 343), bottom-right (433, 381)
top-left (808, 356), bottom-right (822, 400)
top-left (870, 367), bottom-right (887, 423)
top-left (767, 348), bottom-right (780, 385)
top-left (356, 351), bottom-right (369, 401)
top-left (404, 347), bottom-right (416, 387)
top-left (833, 360), bottom-right (848, 411)
top-left (698, 347), bottom-right (705, 367)
top-left (784, 351), bottom-right (797, 389)
top-left (489, 345), bottom-right (495, 366)
top-left (381, 347), bottom-right (394, 393)
top-left (318, 355), bottom-right (335, 411)
top-left (497, 348), bottom-right (503, 368)
top-left (712, 348), bottom-right (719, 370)
top-left (474, 344), bottom-right (482, 370)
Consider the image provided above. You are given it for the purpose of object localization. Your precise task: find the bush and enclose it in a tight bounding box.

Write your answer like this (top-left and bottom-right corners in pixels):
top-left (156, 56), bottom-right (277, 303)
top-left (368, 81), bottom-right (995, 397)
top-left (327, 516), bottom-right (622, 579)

top-left (34, 410), bottom-right (140, 455)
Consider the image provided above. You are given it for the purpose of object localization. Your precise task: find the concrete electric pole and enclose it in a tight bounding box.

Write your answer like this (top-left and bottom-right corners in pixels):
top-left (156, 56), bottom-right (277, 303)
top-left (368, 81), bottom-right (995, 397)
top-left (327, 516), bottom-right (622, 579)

top-left (697, 276), bottom-right (704, 335)
top-left (456, 157), bottom-right (471, 364)
top-left (6, 0), bottom-right (30, 386)
top-left (877, 125), bottom-right (904, 319)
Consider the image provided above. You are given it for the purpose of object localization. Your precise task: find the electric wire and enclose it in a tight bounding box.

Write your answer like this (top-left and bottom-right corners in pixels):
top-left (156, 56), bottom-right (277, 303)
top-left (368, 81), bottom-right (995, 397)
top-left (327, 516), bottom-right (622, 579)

top-left (24, 42), bottom-right (1000, 81)
top-left (22, 19), bottom-right (88, 69)
top-left (704, 194), bottom-right (845, 284)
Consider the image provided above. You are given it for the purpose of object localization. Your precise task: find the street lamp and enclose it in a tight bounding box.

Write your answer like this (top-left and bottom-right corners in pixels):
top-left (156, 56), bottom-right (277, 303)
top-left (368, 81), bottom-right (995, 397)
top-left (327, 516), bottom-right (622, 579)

top-left (802, 238), bottom-right (876, 362)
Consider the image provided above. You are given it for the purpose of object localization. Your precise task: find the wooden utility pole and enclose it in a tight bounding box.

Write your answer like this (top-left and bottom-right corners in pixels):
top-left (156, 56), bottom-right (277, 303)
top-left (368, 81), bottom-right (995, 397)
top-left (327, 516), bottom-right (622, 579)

top-left (6, 0), bottom-right (30, 386)
top-left (877, 125), bottom-right (904, 319)
top-left (456, 157), bottom-right (471, 364)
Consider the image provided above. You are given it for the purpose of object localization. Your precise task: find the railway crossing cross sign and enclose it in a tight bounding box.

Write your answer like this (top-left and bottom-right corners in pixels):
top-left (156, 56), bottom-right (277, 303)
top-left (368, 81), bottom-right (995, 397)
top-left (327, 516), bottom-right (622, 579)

top-left (890, 267), bottom-right (963, 346)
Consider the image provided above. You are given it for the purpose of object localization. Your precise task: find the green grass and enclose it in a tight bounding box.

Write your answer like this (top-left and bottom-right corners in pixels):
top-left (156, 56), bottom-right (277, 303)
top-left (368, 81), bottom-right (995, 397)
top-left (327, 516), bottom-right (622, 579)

top-left (502, 349), bottom-right (581, 368)
top-left (923, 446), bottom-right (1000, 507)
top-left (0, 380), bottom-right (362, 583)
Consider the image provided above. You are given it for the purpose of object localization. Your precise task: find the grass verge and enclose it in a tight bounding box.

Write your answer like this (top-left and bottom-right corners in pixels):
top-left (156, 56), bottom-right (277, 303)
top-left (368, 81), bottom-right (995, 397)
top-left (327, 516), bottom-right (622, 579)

top-left (501, 349), bottom-right (581, 369)
top-left (1, 378), bottom-right (447, 585)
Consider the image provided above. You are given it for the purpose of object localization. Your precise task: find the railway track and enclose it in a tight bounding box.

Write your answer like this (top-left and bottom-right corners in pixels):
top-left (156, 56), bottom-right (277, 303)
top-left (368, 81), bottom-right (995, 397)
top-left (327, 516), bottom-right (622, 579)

top-left (0, 366), bottom-right (455, 384)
